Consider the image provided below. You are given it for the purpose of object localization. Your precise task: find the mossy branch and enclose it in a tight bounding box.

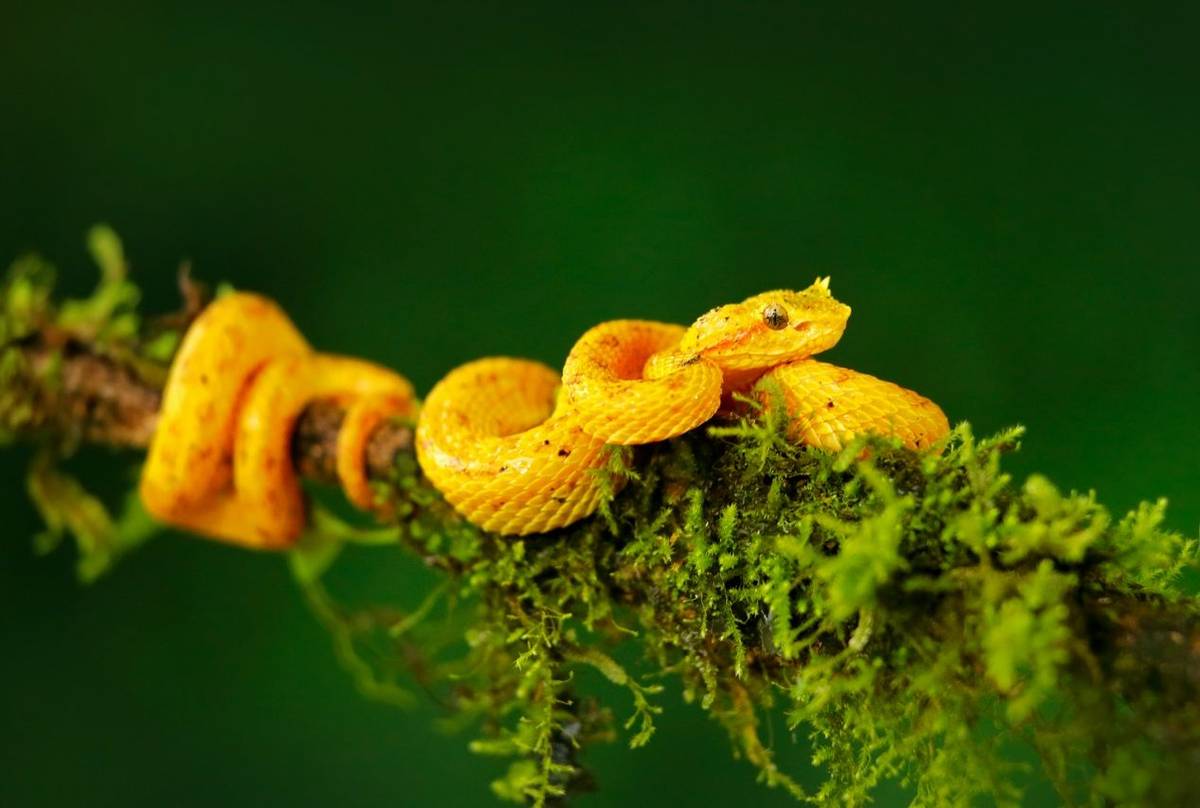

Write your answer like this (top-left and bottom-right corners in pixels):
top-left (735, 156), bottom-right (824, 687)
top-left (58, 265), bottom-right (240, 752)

top-left (3, 231), bottom-right (1198, 806)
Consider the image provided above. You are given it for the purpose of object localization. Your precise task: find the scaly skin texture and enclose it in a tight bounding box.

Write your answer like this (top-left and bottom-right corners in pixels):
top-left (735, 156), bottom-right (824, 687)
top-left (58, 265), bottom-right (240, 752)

top-left (415, 358), bottom-right (610, 536)
top-left (140, 293), bottom-right (416, 549)
top-left (563, 320), bottom-right (722, 444)
top-left (763, 360), bottom-right (950, 452)
top-left (417, 279), bottom-right (949, 536)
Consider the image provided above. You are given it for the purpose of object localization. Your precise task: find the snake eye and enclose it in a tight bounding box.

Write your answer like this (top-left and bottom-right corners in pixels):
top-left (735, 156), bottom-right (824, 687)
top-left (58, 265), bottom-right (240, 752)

top-left (762, 303), bottom-right (788, 330)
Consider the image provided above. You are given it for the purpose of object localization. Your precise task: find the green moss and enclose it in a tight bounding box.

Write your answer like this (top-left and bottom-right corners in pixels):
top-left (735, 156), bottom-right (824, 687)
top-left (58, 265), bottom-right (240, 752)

top-left (291, 409), bottom-right (1196, 807)
top-left (0, 253), bottom-right (57, 442)
top-left (1, 228), bottom-right (166, 578)
top-left (26, 451), bottom-right (158, 582)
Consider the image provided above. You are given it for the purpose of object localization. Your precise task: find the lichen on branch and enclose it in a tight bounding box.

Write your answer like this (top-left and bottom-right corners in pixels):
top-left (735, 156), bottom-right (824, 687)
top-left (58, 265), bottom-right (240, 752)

top-left (3, 231), bottom-right (1198, 806)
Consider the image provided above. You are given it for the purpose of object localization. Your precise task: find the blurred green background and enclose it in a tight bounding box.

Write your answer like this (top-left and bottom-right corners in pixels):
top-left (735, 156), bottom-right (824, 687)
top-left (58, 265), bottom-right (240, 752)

top-left (2, 2), bottom-right (1198, 805)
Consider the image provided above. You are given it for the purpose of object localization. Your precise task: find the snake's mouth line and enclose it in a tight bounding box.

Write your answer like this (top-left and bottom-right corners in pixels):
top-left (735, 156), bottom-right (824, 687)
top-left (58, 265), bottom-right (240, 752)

top-left (709, 351), bottom-right (827, 368)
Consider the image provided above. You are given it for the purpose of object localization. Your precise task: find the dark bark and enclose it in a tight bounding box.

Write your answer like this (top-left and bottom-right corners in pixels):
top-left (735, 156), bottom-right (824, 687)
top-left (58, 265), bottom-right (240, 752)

top-left (17, 342), bottom-right (413, 480)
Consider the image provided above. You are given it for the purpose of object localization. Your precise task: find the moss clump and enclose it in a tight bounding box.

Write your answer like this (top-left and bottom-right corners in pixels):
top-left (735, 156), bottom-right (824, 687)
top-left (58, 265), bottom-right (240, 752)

top-left (1, 228), bottom-right (164, 579)
top-left (0, 252), bottom-right (58, 441)
top-left (299, 403), bottom-right (1197, 806)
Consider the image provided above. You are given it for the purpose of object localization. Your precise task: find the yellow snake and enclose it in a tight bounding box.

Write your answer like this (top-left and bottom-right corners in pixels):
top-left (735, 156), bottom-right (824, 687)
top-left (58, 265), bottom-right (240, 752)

top-left (140, 280), bottom-right (948, 546)
top-left (416, 279), bottom-right (948, 535)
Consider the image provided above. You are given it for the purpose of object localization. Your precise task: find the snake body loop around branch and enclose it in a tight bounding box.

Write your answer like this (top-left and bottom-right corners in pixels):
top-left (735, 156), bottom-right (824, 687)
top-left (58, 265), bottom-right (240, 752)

top-left (139, 293), bottom-right (416, 548)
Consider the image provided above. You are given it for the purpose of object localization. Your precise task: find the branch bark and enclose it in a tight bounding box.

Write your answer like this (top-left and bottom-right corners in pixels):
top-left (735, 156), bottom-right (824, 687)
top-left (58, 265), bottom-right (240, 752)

top-left (26, 340), bottom-right (1200, 661)
top-left (18, 341), bottom-right (413, 484)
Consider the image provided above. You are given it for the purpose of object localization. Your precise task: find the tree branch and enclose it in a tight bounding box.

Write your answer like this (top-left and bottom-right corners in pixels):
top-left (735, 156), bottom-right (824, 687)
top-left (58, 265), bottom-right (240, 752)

top-left (16, 340), bottom-right (413, 483)
top-left (19, 335), bottom-right (1199, 710)
top-left (4, 261), bottom-right (1198, 805)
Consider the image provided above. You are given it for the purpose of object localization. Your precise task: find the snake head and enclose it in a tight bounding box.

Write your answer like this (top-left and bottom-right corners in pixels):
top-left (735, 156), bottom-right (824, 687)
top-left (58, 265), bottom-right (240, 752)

top-left (675, 278), bottom-right (852, 373)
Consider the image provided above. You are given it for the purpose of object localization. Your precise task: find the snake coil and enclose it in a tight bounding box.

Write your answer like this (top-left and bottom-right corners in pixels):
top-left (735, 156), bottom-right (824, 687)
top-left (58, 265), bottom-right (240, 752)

top-left (140, 292), bottom-right (415, 548)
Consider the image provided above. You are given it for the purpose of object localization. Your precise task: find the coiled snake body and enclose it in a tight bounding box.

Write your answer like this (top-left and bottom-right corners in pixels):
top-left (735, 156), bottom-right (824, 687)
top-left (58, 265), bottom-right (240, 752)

top-left (140, 280), bottom-right (948, 545)
top-left (415, 279), bottom-right (947, 535)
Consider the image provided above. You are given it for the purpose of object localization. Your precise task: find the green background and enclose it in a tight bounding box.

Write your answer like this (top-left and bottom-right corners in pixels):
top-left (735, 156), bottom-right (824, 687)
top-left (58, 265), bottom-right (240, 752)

top-left (2, 3), bottom-right (1197, 805)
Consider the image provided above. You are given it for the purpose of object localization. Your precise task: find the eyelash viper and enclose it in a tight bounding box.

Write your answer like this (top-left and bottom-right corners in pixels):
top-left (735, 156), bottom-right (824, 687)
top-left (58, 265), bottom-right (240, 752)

top-left (139, 279), bottom-right (948, 547)
top-left (415, 278), bottom-right (948, 535)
